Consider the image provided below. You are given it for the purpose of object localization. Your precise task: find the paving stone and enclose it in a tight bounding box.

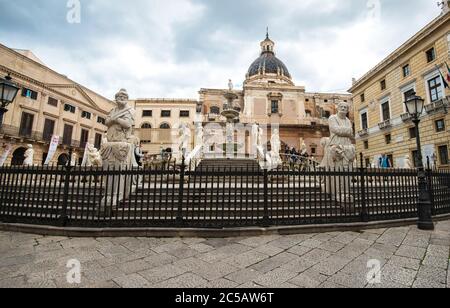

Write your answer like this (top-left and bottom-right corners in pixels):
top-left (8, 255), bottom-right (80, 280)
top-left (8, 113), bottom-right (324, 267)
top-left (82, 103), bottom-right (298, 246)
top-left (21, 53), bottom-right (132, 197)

top-left (268, 236), bottom-right (305, 250)
top-left (237, 235), bottom-right (281, 248)
top-left (299, 239), bottom-right (323, 249)
top-left (200, 278), bottom-right (239, 289)
top-left (225, 268), bottom-right (262, 284)
top-left (422, 255), bottom-right (449, 270)
top-left (319, 241), bottom-right (345, 253)
top-left (252, 268), bottom-right (298, 287)
top-left (288, 269), bottom-right (328, 288)
top-left (254, 244), bottom-right (284, 257)
top-left (287, 245), bottom-right (312, 256)
top-left (327, 271), bottom-right (368, 288)
top-left (189, 243), bottom-right (215, 253)
top-left (381, 264), bottom-right (417, 287)
top-left (142, 252), bottom-right (178, 269)
top-left (139, 264), bottom-right (187, 285)
top-left (402, 234), bottom-right (431, 248)
top-left (116, 260), bottom-right (154, 274)
top-left (395, 245), bottom-right (427, 260)
top-left (174, 257), bottom-right (238, 281)
top-left (113, 273), bottom-right (150, 288)
top-left (152, 273), bottom-right (207, 288)
top-left (250, 252), bottom-right (298, 274)
top-left (311, 256), bottom-right (352, 276)
top-left (365, 243), bottom-right (397, 260)
top-left (416, 265), bottom-right (447, 284)
top-left (223, 250), bottom-right (269, 269)
top-left (333, 232), bottom-right (360, 244)
top-left (412, 278), bottom-right (446, 289)
top-left (388, 255), bottom-right (421, 271)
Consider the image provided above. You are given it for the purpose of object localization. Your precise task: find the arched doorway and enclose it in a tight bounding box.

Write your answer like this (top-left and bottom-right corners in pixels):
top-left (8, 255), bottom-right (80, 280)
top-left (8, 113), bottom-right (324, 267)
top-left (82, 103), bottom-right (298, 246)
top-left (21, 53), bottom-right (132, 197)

top-left (57, 154), bottom-right (69, 166)
top-left (11, 147), bottom-right (26, 166)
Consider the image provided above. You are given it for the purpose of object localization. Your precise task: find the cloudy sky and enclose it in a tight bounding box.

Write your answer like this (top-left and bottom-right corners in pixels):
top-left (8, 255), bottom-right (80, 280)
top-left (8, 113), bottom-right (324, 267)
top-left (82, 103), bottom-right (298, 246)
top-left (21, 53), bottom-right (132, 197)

top-left (0, 0), bottom-right (442, 99)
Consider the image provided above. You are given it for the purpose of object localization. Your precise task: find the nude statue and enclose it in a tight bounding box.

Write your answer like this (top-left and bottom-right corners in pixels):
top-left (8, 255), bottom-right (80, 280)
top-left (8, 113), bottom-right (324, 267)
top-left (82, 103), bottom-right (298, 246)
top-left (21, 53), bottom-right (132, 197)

top-left (23, 144), bottom-right (34, 166)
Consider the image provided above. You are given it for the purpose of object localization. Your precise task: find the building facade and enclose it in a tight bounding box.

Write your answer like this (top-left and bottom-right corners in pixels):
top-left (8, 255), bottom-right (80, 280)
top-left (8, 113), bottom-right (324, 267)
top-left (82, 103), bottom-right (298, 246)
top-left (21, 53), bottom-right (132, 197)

top-left (196, 34), bottom-right (352, 161)
top-left (350, 9), bottom-right (450, 169)
top-left (132, 99), bottom-right (197, 156)
top-left (0, 44), bottom-right (115, 166)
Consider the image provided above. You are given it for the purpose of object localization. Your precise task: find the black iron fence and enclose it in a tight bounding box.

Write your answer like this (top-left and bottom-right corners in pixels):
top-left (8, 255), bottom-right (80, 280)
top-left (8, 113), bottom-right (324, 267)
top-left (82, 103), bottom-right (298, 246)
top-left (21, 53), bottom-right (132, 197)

top-left (0, 158), bottom-right (449, 229)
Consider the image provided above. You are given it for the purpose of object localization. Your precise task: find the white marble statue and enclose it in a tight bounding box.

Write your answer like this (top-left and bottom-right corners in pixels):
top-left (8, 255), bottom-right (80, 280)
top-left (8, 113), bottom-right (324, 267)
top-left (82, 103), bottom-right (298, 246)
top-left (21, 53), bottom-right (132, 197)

top-left (178, 123), bottom-right (191, 159)
top-left (252, 123), bottom-right (259, 155)
top-left (195, 123), bottom-right (204, 148)
top-left (23, 144), bottom-right (34, 166)
top-left (257, 126), bottom-right (264, 148)
top-left (100, 89), bottom-right (136, 212)
top-left (404, 155), bottom-right (413, 169)
top-left (70, 152), bottom-right (78, 166)
top-left (320, 102), bottom-right (356, 201)
top-left (228, 79), bottom-right (234, 91)
top-left (270, 129), bottom-right (282, 166)
top-left (321, 102), bottom-right (356, 169)
top-left (300, 141), bottom-right (308, 156)
top-left (82, 143), bottom-right (102, 167)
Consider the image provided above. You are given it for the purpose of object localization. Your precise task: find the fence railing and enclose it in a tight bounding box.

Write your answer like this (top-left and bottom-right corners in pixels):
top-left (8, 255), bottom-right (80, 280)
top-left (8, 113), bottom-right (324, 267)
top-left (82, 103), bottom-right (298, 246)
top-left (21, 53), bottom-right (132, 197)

top-left (0, 160), bottom-right (449, 229)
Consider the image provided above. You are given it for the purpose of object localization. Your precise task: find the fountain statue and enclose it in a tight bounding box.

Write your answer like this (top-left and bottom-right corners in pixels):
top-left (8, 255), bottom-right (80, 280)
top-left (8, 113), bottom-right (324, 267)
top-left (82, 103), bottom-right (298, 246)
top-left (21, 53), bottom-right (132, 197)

top-left (23, 144), bottom-right (34, 166)
top-left (222, 81), bottom-right (240, 158)
top-left (178, 123), bottom-right (192, 160)
top-left (100, 89), bottom-right (136, 211)
top-left (270, 129), bottom-right (282, 166)
top-left (82, 143), bottom-right (102, 167)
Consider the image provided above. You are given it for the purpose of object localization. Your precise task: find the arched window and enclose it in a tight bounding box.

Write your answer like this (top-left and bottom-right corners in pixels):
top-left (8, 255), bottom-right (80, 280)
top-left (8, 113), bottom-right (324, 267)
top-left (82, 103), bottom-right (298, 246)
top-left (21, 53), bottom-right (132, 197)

top-left (141, 123), bottom-right (152, 129)
top-left (160, 123), bottom-right (170, 129)
top-left (210, 106), bottom-right (220, 115)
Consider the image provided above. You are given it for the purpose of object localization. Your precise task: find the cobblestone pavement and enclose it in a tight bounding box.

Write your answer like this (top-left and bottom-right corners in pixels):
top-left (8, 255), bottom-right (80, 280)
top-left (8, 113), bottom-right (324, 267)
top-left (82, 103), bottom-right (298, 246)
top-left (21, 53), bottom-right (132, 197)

top-left (0, 221), bottom-right (449, 288)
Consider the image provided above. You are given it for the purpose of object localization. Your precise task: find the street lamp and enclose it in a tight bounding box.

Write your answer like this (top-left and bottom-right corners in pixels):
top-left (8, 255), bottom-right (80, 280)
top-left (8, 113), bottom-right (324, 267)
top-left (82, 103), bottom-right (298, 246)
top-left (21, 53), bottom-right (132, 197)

top-left (404, 93), bottom-right (435, 230)
top-left (0, 74), bottom-right (20, 127)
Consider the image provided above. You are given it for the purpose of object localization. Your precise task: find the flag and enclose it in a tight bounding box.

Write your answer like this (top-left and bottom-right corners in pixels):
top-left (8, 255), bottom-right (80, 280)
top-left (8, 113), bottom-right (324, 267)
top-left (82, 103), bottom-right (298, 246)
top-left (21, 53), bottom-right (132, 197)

top-left (436, 65), bottom-right (450, 89)
top-left (446, 62), bottom-right (450, 82)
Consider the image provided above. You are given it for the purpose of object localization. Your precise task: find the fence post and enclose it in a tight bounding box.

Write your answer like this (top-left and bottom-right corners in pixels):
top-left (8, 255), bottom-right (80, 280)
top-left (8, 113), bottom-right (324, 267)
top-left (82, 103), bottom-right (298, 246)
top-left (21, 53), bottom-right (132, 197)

top-left (426, 157), bottom-right (435, 216)
top-left (176, 155), bottom-right (186, 226)
top-left (59, 148), bottom-right (73, 226)
top-left (262, 167), bottom-right (270, 227)
top-left (359, 153), bottom-right (369, 222)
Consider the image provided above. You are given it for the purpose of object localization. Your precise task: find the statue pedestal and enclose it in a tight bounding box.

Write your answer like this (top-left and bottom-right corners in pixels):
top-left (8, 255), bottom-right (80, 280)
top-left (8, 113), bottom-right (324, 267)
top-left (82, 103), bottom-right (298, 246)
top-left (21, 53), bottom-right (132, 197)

top-left (99, 142), bottom-right (135, 215)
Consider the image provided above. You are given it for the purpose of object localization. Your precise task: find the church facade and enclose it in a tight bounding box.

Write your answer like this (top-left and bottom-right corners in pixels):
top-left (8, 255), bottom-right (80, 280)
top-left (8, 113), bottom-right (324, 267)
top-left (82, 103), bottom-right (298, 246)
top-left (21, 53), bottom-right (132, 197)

top-left (195, 34), bottom-right (353, 161)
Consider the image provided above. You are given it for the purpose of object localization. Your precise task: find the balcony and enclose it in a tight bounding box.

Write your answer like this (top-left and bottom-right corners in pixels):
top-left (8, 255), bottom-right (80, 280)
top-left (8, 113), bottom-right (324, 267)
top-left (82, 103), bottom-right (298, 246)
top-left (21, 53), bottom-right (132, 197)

top-left (425, 97), bottom-right (449, 115)
top-left (358, 128), bottom-right (369, 137)
top-left (378, 119), bottom-right (392, 130)
top-left (401, 113), bottom-right (412, 122)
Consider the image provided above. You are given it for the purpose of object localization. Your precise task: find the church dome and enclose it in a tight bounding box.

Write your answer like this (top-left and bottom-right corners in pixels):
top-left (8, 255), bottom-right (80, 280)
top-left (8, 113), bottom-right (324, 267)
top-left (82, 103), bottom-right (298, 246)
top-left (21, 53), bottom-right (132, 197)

top-left (247, 32), bottom-right (292, 79)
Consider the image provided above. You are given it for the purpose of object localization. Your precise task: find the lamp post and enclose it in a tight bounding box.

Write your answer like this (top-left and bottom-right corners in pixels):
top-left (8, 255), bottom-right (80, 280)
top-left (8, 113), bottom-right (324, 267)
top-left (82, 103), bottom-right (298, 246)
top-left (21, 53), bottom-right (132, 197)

top-left (0, 74), bottom-right (20, 127)
top-left (404, 93), bottom-right (435, 230)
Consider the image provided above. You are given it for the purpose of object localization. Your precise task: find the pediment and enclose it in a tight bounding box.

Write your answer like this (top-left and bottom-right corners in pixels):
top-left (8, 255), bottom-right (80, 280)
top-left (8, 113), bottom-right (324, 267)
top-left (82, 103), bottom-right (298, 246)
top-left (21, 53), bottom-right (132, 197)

top-left (46, 83), bottom-right (101, 110)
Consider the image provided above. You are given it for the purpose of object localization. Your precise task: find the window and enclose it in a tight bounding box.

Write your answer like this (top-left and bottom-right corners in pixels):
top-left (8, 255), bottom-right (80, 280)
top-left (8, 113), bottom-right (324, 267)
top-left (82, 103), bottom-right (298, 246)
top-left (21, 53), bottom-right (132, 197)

top-left (311, 148), bottom-right (316, 155)
top-left (365, 158), bottom-right (371, 168)
top-left (142, 110), bottom-right (153, 117)
top-left (43, 118), bottom-right (55, 142)
top-left (271, 100), bottom-right (279, 114)
top-left (48, 97), bottom-right (58, 107)
top-left (305, 110), bottom-right (312, 117)
top-left (80, 129), bottom-right (89, 148)
top-left (428, 76), bottom-right (443, 102)
top-left (385, 134), bottom-right (392, 145)
top-left (210, 106), bottom-right (220, 114)
top-left (435, 119), bottom-right (446, 132)
top-left (426, 47), bottom-right (436, 63)
top-left (324, 99), bottom-right (328, 103)
top-left (381, 101), bottom-right (390, 121)
top-left (63, 124), bottom-right (73, 146)
top-left (141, 123), bottom-right (152, 129)
top-left (64, 104), bottom-right (76, 113)
top-left (21, 88), bottom-right (38, 100)
top-left (323, 111), bottom-right (331, 119)
top-left (360, 93), bottom-right (365, 103)
top-left (81, 111), bottom-right (91, 120)
top-left (180, 111), bottom-right (190, 118)
top-left (19, 112), bottom-right (34, 137)
top-left (380, 79), bottom-right (387, 91)
top-left (387, 154), bottom-right (394, 168)
top-left (97, 116), bottom-right (106, 125)
top-left (404, 89), bottom-right (416, 102)
top-left (364, 141), bottom-right (369, 150)
top-left (361, 112), bottom-right (368, 130)
top-left (409, 127), bottom-right (417, 139)
top-left (160, 123), bottom-right (170, 129)
top-left (438, 145), bottom-right (449, 165)
top-left (305, 99), bottom-right (310, 102)
top-left (402, 64), bottom-right (410, 78)
top-left (94, 133), bottom-right (102, 149)
top-left (161, 110), bottom-right (171, 117)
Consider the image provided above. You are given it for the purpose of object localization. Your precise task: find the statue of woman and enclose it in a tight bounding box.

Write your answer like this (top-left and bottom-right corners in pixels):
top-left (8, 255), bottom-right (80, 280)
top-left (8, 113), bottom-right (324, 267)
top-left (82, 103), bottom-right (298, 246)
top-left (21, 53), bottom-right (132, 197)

top-left (270, 129), bottom-right (282, 165)
top-left (23, 144), bottom-right (34, 166)
top-left (321, 102), bottom-right (355, 169)
top-left (105, 89), bottom-right (135, 143)
top-left (404, 155), bottom-right (413, 169)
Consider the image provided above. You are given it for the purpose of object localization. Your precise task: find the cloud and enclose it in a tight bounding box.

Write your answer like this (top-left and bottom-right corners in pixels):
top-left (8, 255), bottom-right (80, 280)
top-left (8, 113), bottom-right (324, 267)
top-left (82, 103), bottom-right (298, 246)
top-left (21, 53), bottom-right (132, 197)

top-left (0, 0), bottom-right (442, 99)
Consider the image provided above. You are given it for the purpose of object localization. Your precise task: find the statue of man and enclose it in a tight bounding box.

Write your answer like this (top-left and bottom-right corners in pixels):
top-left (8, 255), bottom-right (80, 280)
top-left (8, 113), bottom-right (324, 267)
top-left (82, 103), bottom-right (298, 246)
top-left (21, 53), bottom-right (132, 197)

top-left (178, 123), bottom-right (191, 156)
top-left (23, 144), bottom-right (34, 166)
top-left (270, 129), bottom-right (282, 165)
top-left (105, 89), bottom-right (135, 143)
top-left (404, 155), bottom-right (413, 169)
top-left (228, 79), bottom-right (234, 91)
top-left (70, 152), bottom-right (78, 166)
top-left (195, 123), bottom-right (204, 147)
top-left (321, 102), bottom-right (355, 169)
